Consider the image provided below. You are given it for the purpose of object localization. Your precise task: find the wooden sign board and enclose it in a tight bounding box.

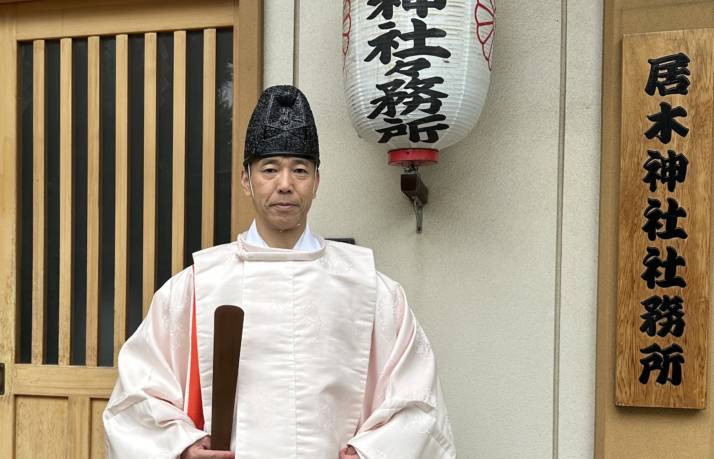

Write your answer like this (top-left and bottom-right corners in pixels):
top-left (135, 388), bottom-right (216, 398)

top-left (616, 29), bottom-right (713, 409)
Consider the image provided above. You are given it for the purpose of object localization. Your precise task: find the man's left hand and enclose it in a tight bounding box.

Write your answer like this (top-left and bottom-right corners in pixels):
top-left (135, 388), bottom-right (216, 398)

top-left (180, 436), bottom-right (235, 459)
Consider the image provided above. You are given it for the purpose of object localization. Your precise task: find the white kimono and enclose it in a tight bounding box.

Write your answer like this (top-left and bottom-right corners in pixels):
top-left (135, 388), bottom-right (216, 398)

top-left (103, 230), bottom-right (456, 458)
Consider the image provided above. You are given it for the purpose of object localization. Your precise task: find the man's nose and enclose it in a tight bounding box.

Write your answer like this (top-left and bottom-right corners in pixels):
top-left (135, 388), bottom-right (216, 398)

top-left (276, 169), bottom-right (293, 192)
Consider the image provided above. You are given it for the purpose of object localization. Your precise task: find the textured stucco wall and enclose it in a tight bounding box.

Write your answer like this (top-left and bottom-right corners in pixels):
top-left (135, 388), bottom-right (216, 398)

top-left (264, 1), bottom-right (602, 457)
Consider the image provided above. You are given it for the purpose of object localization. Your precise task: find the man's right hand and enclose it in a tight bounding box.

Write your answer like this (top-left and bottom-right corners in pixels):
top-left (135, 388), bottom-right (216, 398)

top-left (339, 446), bottom-right (360, 458)
top-left (180, 436), bottom-right (235, 459)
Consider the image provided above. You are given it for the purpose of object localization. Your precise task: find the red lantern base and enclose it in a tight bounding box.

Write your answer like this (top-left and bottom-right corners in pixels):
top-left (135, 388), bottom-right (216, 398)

top-left (387, 149), bottom-right (439, 167)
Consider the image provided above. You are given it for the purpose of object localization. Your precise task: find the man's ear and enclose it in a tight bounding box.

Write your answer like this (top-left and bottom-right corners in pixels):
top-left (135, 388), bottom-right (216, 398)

top-left (313, 169), bottom-right (320, 197)
top-left (240, 168), bottom-right (252, 197)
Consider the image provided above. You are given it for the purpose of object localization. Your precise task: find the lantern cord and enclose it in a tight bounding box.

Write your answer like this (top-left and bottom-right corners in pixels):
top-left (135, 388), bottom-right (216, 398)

top-left (413, 199), bottom-right (424, 233)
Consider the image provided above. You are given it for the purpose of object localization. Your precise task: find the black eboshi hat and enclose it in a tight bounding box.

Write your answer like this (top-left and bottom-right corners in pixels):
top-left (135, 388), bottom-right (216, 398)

top-left (243, 85), bottom-right (320, 167)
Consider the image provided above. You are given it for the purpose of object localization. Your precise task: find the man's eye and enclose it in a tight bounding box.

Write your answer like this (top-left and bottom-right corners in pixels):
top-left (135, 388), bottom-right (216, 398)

top-left (294, 168), bottom-right (308, 174)
top-left (262, 168), bottom-right (277, 173)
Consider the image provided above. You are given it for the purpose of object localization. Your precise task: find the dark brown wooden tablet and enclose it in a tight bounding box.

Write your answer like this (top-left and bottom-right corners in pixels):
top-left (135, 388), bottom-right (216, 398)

top-left (210, 305), bottom-right (244, 451)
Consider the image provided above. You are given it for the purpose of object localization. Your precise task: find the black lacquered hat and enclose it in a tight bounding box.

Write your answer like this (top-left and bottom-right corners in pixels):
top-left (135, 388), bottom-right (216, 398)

top-left (243, 85), bottom-right (320, 167)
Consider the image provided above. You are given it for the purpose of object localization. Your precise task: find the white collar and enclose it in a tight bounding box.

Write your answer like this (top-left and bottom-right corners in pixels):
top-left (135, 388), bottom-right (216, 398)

top-left (244, 220), bottom-right (322, 252)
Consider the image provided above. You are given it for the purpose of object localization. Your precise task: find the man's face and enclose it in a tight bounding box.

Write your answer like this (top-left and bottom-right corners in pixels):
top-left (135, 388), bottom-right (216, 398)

top-left (241, 156), bottom-right (319, 233)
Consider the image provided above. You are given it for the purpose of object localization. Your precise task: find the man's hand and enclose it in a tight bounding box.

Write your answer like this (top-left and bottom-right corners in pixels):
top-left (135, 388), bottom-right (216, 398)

top-left (180, 436), bottom-right (235, 459)
top-left (339, 446), bottom-right (360, 458)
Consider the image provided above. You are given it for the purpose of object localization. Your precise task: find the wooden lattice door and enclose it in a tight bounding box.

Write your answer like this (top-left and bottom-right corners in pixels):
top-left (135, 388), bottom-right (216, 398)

top-left (0, 1), bottom-right (260, 457)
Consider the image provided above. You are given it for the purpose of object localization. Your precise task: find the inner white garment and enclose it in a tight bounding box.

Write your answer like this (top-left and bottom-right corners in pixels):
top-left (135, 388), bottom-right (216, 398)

top-left (244, 219), bottom-right (322, 252)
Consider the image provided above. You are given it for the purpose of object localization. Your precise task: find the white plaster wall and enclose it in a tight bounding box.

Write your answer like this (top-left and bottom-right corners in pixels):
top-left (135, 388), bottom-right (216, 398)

top-left (263, 1), bottom-right (602, 457)
top-left (263, 0), bottom-right (294, 88)
top-left (557, 0), bottom-right (602, 457)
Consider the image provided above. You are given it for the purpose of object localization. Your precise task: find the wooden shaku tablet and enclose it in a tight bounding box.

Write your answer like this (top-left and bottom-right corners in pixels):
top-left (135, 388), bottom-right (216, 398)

top-left (210, 305), bottom-right (244, 450)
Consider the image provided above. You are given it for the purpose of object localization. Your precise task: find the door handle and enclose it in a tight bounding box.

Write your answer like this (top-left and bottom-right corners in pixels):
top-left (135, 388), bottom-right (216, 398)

top-left (0, 363), bottom-right (4, 395)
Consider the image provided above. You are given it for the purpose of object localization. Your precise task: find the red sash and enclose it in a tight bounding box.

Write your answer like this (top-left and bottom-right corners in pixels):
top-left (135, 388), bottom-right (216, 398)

top-left (187, 278), bottom-right (204, 430)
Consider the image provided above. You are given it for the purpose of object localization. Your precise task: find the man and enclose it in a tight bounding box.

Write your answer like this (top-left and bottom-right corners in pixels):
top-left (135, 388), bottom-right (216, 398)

top-left (103, 85), bottom-right (455, 458)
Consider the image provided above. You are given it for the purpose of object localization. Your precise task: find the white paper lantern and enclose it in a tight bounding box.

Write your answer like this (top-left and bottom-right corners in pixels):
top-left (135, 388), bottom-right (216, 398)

top-left (343, 0), bottom-right (495, 166)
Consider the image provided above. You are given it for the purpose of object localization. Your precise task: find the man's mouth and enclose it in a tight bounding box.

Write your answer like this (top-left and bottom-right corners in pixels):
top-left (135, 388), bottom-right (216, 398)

top-left (271, 202), bottom-right (298, 209)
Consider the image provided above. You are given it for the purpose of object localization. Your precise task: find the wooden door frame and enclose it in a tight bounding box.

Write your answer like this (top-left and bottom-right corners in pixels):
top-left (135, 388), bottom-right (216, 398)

top-left (0, 5), bottom-right (18, 455)
top-left (0, 0), bottom-right (260, 455)
top-left (597, 0), bottom-right (714, 457)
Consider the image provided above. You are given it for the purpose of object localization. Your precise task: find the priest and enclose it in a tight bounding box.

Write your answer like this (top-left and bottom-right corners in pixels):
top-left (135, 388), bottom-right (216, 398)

top-left (103, 85), bottom-right (456, 458)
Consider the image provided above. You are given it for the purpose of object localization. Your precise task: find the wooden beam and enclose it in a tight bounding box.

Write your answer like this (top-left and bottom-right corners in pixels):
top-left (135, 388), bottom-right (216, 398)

top-left (13, 364), bottom-right (117, 398)
top-left (113, 34), bottom-right (128, 366)
top-left (67, 396), bottom-right (90, 459)
top-left (202, 28), bottom-right (216, 249)
top-left (58, 37), bottom-right (73, 366)
top-left (85, 35), bottom-right (100, 367)
top-left (143, 32), bottom-right (157, 317)
top-left (0, 7), bottom-right (18, 455)
top-left (233, 0), bottom-right (262, 238)
top-left (172, 30), bottom-right (186, 274)
top-left (15, 0), bottom-right (233, 41)
top-left (31, 39), bottom-right (45, 366)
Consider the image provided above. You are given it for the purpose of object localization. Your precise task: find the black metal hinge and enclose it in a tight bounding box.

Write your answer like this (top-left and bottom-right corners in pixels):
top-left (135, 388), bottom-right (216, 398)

top-left (0, 363), bottom-right (4, 395)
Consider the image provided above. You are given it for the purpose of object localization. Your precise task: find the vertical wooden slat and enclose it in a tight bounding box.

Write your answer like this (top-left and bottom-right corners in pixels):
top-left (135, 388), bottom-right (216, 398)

top-left (31, 39), bottom-right (46, 365)
top-left (143, 32), bottom-right (157, 317)
top-left (0, 7), bottom-right (18, 454)
top-left (86, 36), bottom-right (100, 367)
top-left (234, 1), bottom-right (263, 238)
top-left (58, 37), bottom-right (73, 366)
top-left (172, 30), bottom-right (186, 274)
top-left (90, 399), bottom-right (108, 458)
top-left (67, 396), bottom-right (90, 459)
top-left (231, 26), bottom-right (240, 240)
top-left (114, 34), bottom-right (128, 365)
top-left (202, 28), bottom-right (216, 249)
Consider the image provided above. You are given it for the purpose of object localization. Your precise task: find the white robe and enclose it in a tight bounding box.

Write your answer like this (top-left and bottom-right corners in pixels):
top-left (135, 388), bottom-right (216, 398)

top-left (103, 232), bottom-right (456, 458)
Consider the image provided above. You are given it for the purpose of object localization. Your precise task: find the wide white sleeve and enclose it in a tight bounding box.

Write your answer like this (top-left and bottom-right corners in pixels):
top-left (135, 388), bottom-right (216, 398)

top-left (103, 268), bottom-right (207, 459)
top-left (348, 275), bottom-right (456, 459)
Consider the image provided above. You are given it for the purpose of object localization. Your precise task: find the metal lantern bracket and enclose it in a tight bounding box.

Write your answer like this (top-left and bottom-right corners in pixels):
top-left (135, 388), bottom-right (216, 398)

top-left (401, 167), bottom-right (429, 233)
top-left (389, 150), bottom-right (436, 234)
